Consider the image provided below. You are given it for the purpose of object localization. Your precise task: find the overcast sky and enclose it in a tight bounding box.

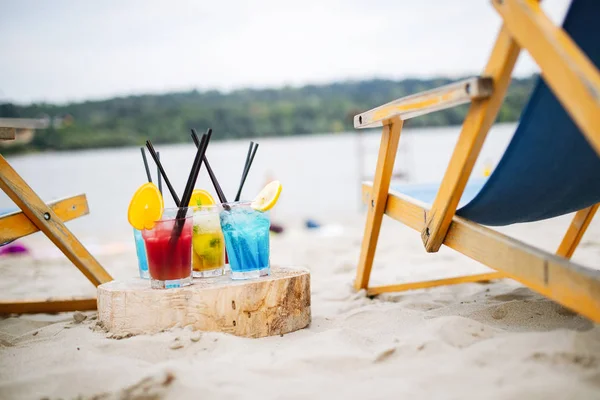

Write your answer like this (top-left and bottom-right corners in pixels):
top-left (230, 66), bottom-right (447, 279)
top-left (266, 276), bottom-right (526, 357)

top-left (0, 0), bottom-right (571, 104)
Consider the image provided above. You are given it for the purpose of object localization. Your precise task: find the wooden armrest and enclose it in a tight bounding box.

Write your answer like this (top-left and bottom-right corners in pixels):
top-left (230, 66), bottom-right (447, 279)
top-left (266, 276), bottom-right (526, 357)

top-left (354, 77), bottom-right (493, 129)
top-left (0, 194), bottom-right (90, 243)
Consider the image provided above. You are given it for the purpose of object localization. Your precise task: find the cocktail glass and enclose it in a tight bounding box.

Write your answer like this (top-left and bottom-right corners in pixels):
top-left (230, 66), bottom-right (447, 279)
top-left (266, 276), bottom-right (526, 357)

top-left (219, 202), bottom-right (270, 280)
top-left (142, 207), bottom-right (193, 289)
top-left (133, 228), bottom-right (149, 279)
top-left (192, 205), bottom-right (226, 278)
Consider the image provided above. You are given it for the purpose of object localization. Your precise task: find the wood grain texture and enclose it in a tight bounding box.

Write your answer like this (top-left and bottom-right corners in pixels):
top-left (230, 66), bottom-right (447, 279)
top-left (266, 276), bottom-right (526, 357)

top-left (362, 183), bottom-right (600, 322)
top-left (0, 155), bottom-right (112, 286)
top-left (0, 297), bottom-right (97, 314)
top-left (556, 204), bottom-right (599, 259)
top-left (355, 119), bottom-right (403, 290)
top-left (494, 0), bottom-right (600, 156)
top-left (354, 77), bottom-right (493, 129)
top-left (422, 27), bottom-right (520, 253)
top-left (0, 194), bottom-right (89, 243)
top-left (98, 266), bottom-right (311, 338)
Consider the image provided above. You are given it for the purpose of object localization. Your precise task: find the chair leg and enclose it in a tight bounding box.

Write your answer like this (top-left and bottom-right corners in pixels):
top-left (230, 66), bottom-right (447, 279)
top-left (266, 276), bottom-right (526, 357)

top-left (0, 297), bottom-right (97, 314)
top-left (556, 204), bottom-right (599, 259)
top-left (355, 118), bottom-right (403, 290)
top-left (422, 26), bottom-right (521, 253)
top-left (0, 155), bottom-right (112, 286)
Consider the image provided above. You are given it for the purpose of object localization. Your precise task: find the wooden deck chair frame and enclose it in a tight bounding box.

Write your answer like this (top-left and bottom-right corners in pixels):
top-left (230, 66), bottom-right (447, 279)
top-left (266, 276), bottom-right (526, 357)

top-left (354, 0), bottom-right (600, 322)
top-left (0, 139), bottom-right (112, 314)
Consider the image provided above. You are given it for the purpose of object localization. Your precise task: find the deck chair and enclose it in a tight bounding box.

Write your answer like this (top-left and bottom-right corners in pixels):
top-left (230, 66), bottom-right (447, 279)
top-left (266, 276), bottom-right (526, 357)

top-left (354, 0), bottom-right (600, 322)
top-left (0, 129), bottom-right (112, 314)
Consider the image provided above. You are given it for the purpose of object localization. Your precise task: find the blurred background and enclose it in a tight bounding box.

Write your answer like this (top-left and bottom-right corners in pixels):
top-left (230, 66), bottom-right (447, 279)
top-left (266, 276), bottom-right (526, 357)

top-left (0, 0), bottom-right (570, 247)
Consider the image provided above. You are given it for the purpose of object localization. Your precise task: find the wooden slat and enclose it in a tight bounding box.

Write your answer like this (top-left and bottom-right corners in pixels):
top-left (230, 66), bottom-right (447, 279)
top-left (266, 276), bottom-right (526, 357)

top-left (353, 77), bottom-right (493, 129)
top-left (362, 183), bottom-right (600, 322)
top-left (0, 127), bottom-right (16, 140)
top-left (556, 204), bottom-right (599, 259)
top-left (494, 0), bottom-right (600, 156)
top-left (422, 27), bottom-right (521, 253)
top-left (0, 155), bottom-right (112, 286)
top-left (366, 272), bottom-right (505, 296)
top-left (355, 118), bottom-right (403, 290)
top-left (0, 194), bottom-right (89, 243)
top-left (0, 118), bottom-right (49, 130)
top-left (0, 297), bottom-right (97, 314)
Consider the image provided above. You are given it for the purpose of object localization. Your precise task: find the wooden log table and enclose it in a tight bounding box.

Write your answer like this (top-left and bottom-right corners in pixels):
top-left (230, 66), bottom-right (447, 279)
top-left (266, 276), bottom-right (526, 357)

top-left (98, 266), bottom-right (310, 338)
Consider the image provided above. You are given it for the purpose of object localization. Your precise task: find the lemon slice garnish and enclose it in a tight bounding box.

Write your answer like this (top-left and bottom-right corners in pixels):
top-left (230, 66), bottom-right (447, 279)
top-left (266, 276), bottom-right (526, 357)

top-left (251, 181), bottom-right (282, 212)
top-left (127, 183), bottom-right (164, 230)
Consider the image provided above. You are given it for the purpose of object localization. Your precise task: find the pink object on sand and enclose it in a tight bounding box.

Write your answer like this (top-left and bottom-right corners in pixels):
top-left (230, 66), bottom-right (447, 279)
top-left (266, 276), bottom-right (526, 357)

top-left (0, 243), bottom-right (30, 255)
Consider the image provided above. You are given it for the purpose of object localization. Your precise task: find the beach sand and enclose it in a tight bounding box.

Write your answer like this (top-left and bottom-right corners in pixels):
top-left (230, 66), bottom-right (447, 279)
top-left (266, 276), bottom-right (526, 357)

top-left (1, 212), bottom-right (600, 399)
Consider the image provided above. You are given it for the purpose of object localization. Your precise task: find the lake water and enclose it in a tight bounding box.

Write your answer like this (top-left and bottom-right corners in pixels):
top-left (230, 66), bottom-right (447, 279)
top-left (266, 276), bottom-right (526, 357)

top-left (0, 123), bottom-right (516, 240)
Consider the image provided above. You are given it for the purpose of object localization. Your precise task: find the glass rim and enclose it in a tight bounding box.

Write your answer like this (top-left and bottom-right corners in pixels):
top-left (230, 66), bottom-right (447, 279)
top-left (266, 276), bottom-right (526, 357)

top-left (220, 201), bottom-right (252, 207)
top-left (191, 204), bottom-right (221, 211)
top-left (154, 206), bottom-right (194, 222)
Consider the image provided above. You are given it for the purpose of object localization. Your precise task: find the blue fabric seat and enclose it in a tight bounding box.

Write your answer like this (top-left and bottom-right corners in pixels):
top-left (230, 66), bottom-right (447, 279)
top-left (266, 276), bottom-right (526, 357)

top-left (456, 0), bottom-right (600, 226)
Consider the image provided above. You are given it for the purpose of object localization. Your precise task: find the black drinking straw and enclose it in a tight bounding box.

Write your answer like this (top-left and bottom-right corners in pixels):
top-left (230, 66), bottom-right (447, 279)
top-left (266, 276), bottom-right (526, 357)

top-left (234, 142), bottom-right (253, 201)
top-left (156, 151), bottom-right (163, 195)
top-left (191, 128), bottom-right (228, 204)
top-left (180, 133), bottom-right (209, 208)
top-left (140, 147), bottom-right (152, 183)
top-left (170, 133), bottom-right (210, 244)
top-left (234, 142), bottom-right (259, 201)
top-left (145, 140), bottom-right (180, 206)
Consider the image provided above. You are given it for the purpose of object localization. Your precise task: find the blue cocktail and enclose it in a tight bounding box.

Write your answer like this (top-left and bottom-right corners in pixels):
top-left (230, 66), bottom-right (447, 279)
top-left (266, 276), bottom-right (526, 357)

top-left (219, 202), bottom-right (270, 280)
top-left (133, 228), bottom-right (150, 279)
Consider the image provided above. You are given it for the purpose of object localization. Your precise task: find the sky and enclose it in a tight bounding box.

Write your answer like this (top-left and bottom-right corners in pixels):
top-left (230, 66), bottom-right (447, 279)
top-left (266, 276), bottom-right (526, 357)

top-left (0, 0), bottom-right (571, 104)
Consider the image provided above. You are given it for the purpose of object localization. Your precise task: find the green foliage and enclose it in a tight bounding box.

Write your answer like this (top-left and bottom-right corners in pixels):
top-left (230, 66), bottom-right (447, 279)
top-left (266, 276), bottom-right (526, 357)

top-left (1, 76), bottom-right (536, 153)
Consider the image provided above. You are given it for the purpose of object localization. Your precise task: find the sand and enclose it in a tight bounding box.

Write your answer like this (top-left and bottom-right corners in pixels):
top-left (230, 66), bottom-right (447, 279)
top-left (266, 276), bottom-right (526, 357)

top-left (1, 212), bottom-right (600, 399)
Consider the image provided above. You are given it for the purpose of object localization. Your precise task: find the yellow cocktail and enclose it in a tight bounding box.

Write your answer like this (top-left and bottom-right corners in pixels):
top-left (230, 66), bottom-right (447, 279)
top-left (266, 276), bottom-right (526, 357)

top-left (192, 205), bottom-right (225, 277)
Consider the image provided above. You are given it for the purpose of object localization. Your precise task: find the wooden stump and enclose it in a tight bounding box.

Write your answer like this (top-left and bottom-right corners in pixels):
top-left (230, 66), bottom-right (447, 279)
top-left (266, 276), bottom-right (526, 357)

top-left (97, 266), bottom-right (311, 338)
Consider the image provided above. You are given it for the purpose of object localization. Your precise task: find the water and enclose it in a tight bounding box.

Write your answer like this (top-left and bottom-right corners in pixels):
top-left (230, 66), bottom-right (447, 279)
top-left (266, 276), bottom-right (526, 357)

top-left (220, 205), bottom-right (270, 279)
top-left (0, 123), bottom-right (517, 243)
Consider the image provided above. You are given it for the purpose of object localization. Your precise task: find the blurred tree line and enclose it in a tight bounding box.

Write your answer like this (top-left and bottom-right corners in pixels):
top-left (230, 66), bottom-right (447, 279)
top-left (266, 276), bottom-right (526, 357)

top-left (0, 75), bottom-right (536, 154)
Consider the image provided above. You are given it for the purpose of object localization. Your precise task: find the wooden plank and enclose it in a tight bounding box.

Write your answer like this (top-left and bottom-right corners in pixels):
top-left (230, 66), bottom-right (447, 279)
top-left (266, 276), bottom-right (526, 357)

top-left (0, 194), bottom-right (89, 243)
top-left (0, 297), bottom-right (97, 314)
top-left (353, 77), bottom-right (493, 129)
top-left (494, 0), bottom-right (600, 156)
top-left (0, 118), bottom-right (49, 130)
top-left (355, 118), bottom-right (403, 290)
top-left (98, 267), bottom-right (311, 338)
top-left (362, 184), bottom-right (600, 322)
top-left (366, 272), bottom-right (504, 296)
top-left (0, 128), bottom-right (16, 140)
top-left (0, 155), bottom-right (112, 286)
top-left (422, 27), bottom-right (521, 253)
top-left (556, 204), bottom-right (599, 259)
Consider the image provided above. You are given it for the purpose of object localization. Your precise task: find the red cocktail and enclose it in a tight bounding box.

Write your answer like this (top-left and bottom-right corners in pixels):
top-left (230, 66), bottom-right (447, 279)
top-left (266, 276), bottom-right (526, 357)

top-left (142, 208), bottom-right (193, 289)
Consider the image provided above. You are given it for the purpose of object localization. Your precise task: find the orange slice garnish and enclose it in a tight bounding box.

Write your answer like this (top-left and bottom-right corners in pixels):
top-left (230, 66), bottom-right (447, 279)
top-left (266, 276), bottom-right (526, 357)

top-left (127, 183), bottom-right (164, 230)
